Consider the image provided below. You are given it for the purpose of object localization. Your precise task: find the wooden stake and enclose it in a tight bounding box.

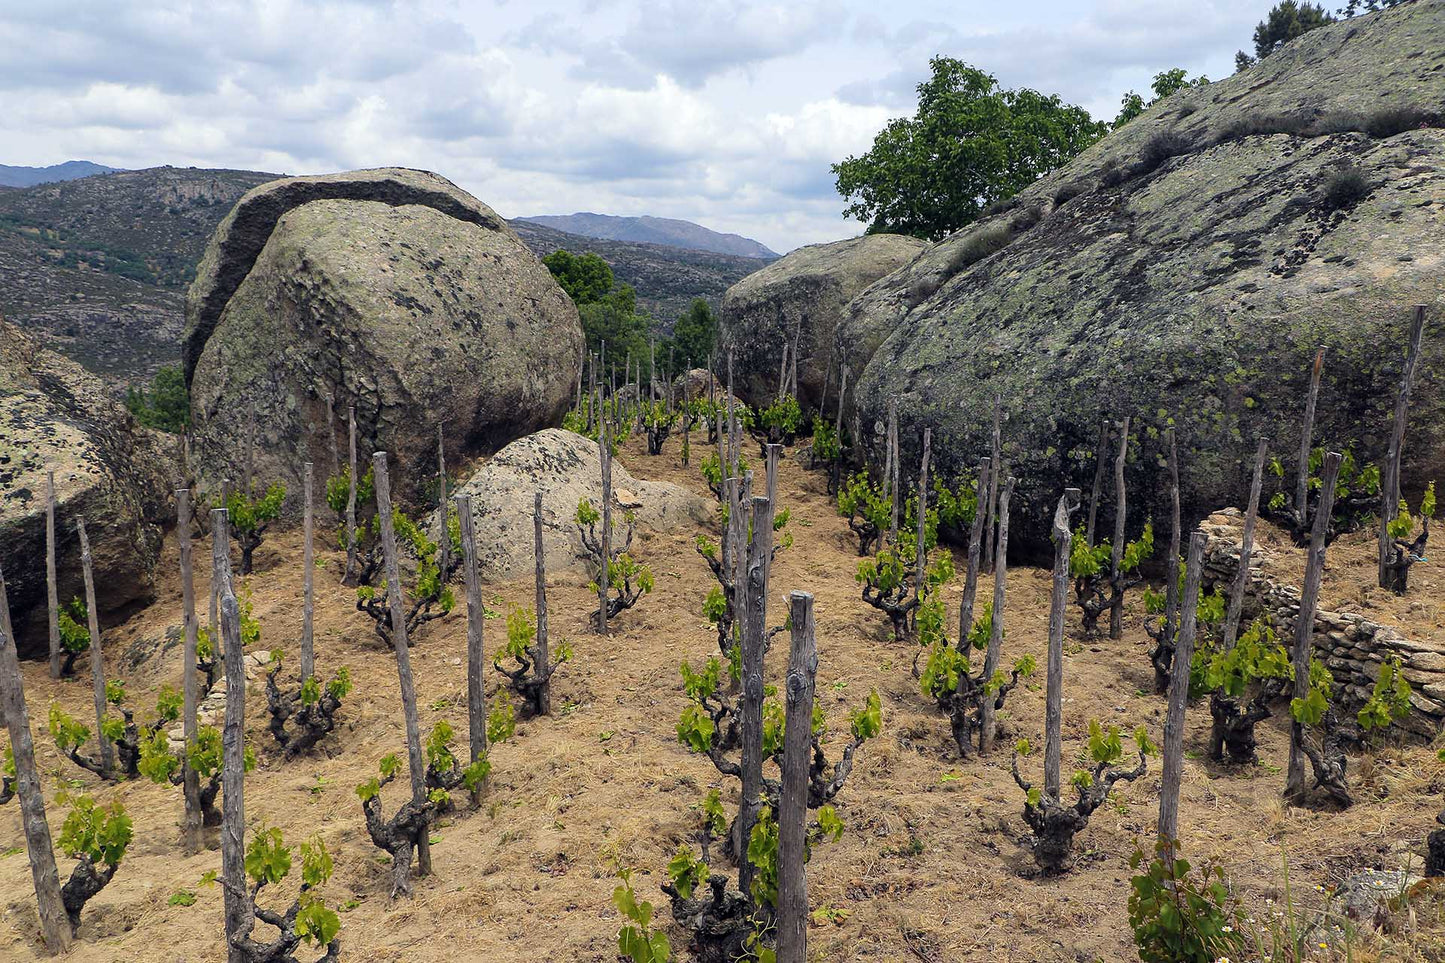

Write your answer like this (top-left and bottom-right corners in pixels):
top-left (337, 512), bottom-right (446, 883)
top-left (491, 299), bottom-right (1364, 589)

top-left (437, 426), bottom-right (450, 584)
top-left (1108, 417), bottom-right (1131, 640)
top-left (533, 490), bottom-right (551, 716)
top-left (0, 566), bottom-right (72, 954)
top-left (1085, 421), bottom-right (1109, 547)
top-left (1162, 429), bottom-right (1181, 649)
top-left (887, 398), bottom-right (900, 546)
top-left (214, 509), bottom-right (249, 963)
top-left (1043, 490), bottom-right (1080, 799)
top-left (76, 517), bottom-right (113, 777)
top-left (959, 457), bottom-right (991, 644)
top-left (1159, 529), bottom-right (1206, 856)
top-left (344, 406), bottom-right (358, 585)
top-left (979, 475), bottom-right (1014, 753)
top-left (982, 395), bottom-right (1002, 570)
top-left (736, 493), bottom-right (774, 896)
top-left (177, 490), bottom-right (203, 853)
top-left (454, 495), bottom-right (487, 772)
top-left (1287, 451), bottom-right (1342, 800)
top-left (1379, 307), bottom-right (1428, 587)
top-left (832, 367), bottom-right (848, 493)
top-left (372, 452), bottom-right (431, 879)
top-left (1222, 439), bottom-right (1269, 649)
top-left (1295, 347), bottom-right (1325, 533)
top-left (915, 428), bottom-right (932, 600)
top-left (777, 590), bottom-right (816, 963)
top-left (46, 470), bottom-right (61, 679)
top-left (597, 420), bottom-right (612, 636)
top-left (301, 463), bottom-right (315, 683)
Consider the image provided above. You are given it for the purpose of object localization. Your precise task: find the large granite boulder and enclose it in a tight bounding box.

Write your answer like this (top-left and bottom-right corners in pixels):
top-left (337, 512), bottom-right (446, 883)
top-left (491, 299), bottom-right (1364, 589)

top-left (185, 168), bottom-right (582, 505)
top-left (851, 2), bottom-right (1445, 540)
top-left (0, 318), bottom-right (172, 655)
top-left (450, 428), bottom-right (710, 581)
top-left (719, 235), bottom-right (925, 412)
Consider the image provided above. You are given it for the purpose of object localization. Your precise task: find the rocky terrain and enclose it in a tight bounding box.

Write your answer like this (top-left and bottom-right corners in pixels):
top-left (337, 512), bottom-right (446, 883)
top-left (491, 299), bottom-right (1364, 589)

top-left (520, 212), bottom-right (778, 259)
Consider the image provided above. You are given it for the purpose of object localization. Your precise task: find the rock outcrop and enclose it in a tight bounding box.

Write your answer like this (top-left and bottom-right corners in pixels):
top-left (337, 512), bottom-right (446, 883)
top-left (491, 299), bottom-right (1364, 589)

top-left (185, 168), bottom-right (582, 505)
top-left (0, 318), bottom-right (172, 655)
top-left (449, 428), bottom-right (710, 581)
top-left (850, 2), bottom-right (1445, 537)
top-left (719, 235), bottom-right (925, 412)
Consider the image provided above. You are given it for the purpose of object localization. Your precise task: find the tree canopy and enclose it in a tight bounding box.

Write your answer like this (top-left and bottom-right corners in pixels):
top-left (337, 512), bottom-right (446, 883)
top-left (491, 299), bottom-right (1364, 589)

top-left (832, 57), bottom-right (1106, 241)
top-left (542, 249), bottom-right (615, 305)
top-left (669, 298), bottom-right (717, 373)
top-left (1113, 69), bottom-right (1210, 128)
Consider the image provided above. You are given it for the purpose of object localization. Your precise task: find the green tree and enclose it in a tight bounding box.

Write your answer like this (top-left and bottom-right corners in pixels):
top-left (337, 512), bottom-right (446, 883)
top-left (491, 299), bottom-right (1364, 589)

top-left (1235, 1), bottom-right (1335, 71)
top-left (542, 249), bottom-right (615, 305)
top-left (832, 58), bottom-right (1106, 241)
top-left (669, 298), bottom-right (717, 373)
top-left (579, 288), bottom-right (650, 379)
top-left (123, 364), bottom-right (190, 433)
top-left (1113, 68), bottom-right (1209, 128)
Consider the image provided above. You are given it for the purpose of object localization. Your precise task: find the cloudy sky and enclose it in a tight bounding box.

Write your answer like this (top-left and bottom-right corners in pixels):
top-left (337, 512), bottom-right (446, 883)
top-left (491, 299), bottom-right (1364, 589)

top-left (1, 0), bottom-right (1270, 252)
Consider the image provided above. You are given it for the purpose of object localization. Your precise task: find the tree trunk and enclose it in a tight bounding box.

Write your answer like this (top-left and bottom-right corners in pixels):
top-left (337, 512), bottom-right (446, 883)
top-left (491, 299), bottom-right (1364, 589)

top-left (1378, 307), bottom-right (1428, 587)
top-left (454, 495), bottom-right (487, 786)
top-left (533, 490), bottom-right (551, 716)
top-left (301, 463), bottom-right (315, 683)
top-left (46, 471), bottom-right (62, 679)
top-left (0, 567), bottom-right (73, 954)
top-left (76, 518), bottom-right (113, 777)
top-left (1159, 530), bottom-right (1206, 857)
top-left (959, 458), bottom-right (991, 644)
top-left (1085, 421), bottom-right (1109, 547)
top-left (214, 509), bottom-right (251, 963)
top-left (1108, 417), bottom-right (1131, 640)
top-left (776, 591), bottom-right (816, 963)
top-left (1295, 347), bottom-right (1325, 533)
top-left (736, 494), bottom-right (773, 897)
top-left (1287, 451), bottom-right (1342, 800)
top-left (373, 453), bottom-right (431, 882)
top-left (1222, 439), bottom-right (1269, 649)
top-left (345, 407), bottom-right (358, 585)
top-left (983, 396), bottom-right (1002, 571)
top-left (979, 476), bottom-right (1014, 753)
top-left (1044, 490), bottom-right (1080, 799)
top-left (177, 490), bottom-right (203, 853)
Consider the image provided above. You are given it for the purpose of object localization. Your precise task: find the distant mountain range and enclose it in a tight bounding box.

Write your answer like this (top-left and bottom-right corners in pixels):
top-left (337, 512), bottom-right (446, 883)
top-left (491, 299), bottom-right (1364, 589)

top-left (0, 166), bottom-right (767, 385)
top-left (520, 212), bottom-right (778, 260)
top-left (0, 160), bottom-right (120, 188)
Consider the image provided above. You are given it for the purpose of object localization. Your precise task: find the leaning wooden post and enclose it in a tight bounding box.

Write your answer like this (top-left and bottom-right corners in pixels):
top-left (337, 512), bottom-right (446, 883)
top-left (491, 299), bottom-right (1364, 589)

top-left (958, 457), bottom-right (991, 643)
top-left (45, 470), bottom-right (62, 679)
top-left (1222, 439), bottom-right (1269, 649)
top-left (1085, 421), bottom-right (1109, 547)
top-left (1162, 429), bottom-right (1182, 649)
top-left (300, 463), bottom-right (315, 683)
top-left (1295, 346), bottom-right (1325, 534)
top-left (533, 490), bottom-right (552, 716)
top-left (436, 425), bottom-right (450, 582)
top-left (1287, 451), bottom-right (1342, 801)
top-left (832, 367), bottom-right (847, 491)
top-left (1044, 489), bottom-right (1080, 800)
top-left (344, 406), bottom-right (358, 585)
top-left (1378, 307), bottom-right (1428, 588)
top-left (914, 428), bottom-right (932, 600)
top-left (454, 495), bottom-right (487, 758)
top-left (1159, 529), bottom-right (1206, 858)
top-left (1108, 417), bottom-right (1131, 640)
top-left (0, 566), bottom-right (73, 954)
top-left (887, 399), bottom-right (900, 546)
top-left (373, 452), bottom-right (431, 879)
top-left (596, 419), bottom-right (612, 636)
top-left (777, 590), bottom-right (817, 963)
top-left (982, 395), bottom-right (1002, 570)
top-left (177, 490), bottom-right (203, 852)
top-left (979, 475), bottom-right (1014, 754)
top-left (214, 508), bottom-right (250, 963)
top-left (736, 494), bottom-right (773, 895)
top-left (76, 518), bottom-right (113, 777)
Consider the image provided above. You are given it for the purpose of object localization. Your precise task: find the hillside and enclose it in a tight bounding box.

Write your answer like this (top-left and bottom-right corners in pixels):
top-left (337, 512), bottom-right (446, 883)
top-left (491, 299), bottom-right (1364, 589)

top-left (519, 211), bottom-right (777, 259)
top-left (509, 219), bottom-right (766, 324)
top-left (0, 160), bottom-right (120, 188)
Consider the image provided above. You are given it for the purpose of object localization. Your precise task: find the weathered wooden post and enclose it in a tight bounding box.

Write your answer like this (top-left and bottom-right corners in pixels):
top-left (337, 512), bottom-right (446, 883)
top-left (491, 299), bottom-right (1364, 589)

top-left (777, 592), bottom-right (816, 963)
top-left (1295, 347), bottom-right (1325, 533)
top-left (46, 470), bottom-right (62, 679)
top-left (914, 428), bottom-right (932, 601)
top-left (300, 462), bottom-right (315, 683)
top-left (214, 508), bottom-right (249, 963)
top-left (597, 418), bottom-right (612, 635)
top-left (373, 452), bottom-right (431, 880)
top-left (1085, 421), bottom-right (1109, 547)
top-left (0, 566), bottom-right (72, 954)
top-left (454, 494), bottom-right (487, 802)
top-left (1108, 417), bottom-right (1131, 640)
top-left (1222, 439), bottom-right (1269, 649)
top-left (736, 493), bottom-right (773, 895)
top-left (979, 475), bottom-right (1014, 753)
top-left (1379, 307), bottom-right (1428, 588)
top-left (886, 399), bottom-right (900, 546)
top-left (344, 406), bottom-right (359, 585)
top-left (832, 366), bottom-right (848, 493)
top-left (177, 490), bottom-right (203, 852)
top-left (533, 490), bottom-right (552, 716)
top-left (1287, 451), bottom-right (1342, 801)
top-left (1044, 489), bottom-right (1080, 800)
top-left (436, 426), bottom-right (450, 583)
top-left (982, 396), bottom-right (1002, 570)
top-left (1162, 428), bottom-right (1182, 651)
top-left (76, 517), bottom-right (113, 777)
top-left (1159, 530), bottom-right (1206, 858)
top-left (958, 457), bottom-right (991, 642)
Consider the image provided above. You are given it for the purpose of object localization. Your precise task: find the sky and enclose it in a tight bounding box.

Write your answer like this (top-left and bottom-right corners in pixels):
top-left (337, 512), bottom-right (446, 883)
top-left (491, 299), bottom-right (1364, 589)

top-left (0, 0), bottom-right (1271, 253)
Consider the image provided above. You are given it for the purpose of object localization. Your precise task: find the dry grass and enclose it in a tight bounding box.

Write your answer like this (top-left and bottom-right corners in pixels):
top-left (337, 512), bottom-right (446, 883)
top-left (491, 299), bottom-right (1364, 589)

top-left (2, 431), bottom-right (1443, 961)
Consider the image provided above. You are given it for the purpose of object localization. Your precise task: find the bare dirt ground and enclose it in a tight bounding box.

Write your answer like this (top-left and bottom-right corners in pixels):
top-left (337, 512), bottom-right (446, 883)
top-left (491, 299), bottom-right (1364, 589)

top-left (3, 430), bottom-right (1443, 962)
